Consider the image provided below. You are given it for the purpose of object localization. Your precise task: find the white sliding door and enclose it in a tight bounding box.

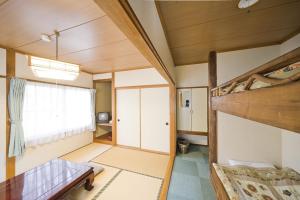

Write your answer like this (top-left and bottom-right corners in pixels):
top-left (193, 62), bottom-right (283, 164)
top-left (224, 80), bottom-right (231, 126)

top-left (141, 87), bottom-right (170, 153)
top-left (191, 88), bottom-right (208, 132)
top-left (117, 89), bottom-right (140, 148)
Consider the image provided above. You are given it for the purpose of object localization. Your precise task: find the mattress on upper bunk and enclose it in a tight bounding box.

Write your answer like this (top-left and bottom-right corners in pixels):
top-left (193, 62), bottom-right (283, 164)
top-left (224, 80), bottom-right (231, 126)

top-left (213, 163), bottom-right (300, 200)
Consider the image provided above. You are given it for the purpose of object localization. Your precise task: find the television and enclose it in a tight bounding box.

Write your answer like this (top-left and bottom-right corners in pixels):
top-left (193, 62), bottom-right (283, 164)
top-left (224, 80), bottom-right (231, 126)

top-left (96, 112), bottom-right (110, 123)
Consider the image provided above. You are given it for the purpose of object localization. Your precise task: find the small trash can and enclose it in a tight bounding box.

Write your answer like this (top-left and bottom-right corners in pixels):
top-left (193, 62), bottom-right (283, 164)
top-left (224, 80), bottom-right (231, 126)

top-left (178, 138), bottom-right (190, 154)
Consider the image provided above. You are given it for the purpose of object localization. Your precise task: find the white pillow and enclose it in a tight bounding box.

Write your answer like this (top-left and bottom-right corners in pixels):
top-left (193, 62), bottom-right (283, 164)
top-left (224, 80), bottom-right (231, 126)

top-left (228, 159), bottom-right (275, 168)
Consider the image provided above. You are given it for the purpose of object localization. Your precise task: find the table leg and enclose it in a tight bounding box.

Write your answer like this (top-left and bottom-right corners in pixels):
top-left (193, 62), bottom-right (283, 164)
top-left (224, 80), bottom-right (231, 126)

top-left (85, 172), bottom-right (94, 191)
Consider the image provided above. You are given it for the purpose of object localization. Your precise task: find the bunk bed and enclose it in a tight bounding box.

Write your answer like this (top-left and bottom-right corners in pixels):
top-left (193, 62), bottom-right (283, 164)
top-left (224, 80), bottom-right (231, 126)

top-left (212, 47), bottom-right (300, 133)
top-left (210, 47), bottom-right (300, 200)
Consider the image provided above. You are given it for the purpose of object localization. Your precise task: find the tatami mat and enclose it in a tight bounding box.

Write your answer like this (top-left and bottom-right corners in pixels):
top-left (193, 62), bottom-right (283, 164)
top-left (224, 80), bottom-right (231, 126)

top-left (93, 170), bottom-right (162, 200)
top-left (60, 143), bottom-right (111, 163)
top-left (67, 164), bottom-right (121, 200)
top-left (92, 146), bottom-right (169, 178)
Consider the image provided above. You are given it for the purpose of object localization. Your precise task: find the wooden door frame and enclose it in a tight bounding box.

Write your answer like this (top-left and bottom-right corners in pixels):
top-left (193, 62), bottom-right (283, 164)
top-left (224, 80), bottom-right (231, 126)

top-left (115, 84), bottom-right (175, 155)
top-left (176, 86), bottom-right (209, 142)
top-left (93, 74), bottom-right (116, 145)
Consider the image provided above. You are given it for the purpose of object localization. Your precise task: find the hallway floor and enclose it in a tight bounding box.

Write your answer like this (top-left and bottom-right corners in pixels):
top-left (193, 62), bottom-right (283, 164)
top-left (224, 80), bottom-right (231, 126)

top-left (167, 145), bottom-right (216, 200)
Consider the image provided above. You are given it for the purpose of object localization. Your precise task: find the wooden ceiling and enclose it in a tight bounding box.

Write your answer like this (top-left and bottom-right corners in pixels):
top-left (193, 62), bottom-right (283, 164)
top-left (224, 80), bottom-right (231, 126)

top-left (0, 0), bottom-right (150, 73)
top-left (156, 0), bottom-right (300, 66)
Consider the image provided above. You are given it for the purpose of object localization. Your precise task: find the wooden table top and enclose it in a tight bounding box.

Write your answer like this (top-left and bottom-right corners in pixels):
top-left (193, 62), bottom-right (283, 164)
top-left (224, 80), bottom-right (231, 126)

top-left (0, 159), bottom-right (94, 200)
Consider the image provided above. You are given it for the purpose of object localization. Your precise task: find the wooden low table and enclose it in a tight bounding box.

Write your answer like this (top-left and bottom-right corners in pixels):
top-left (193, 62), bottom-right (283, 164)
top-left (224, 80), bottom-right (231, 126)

top-left (0, 159), bottom-right (94, 200)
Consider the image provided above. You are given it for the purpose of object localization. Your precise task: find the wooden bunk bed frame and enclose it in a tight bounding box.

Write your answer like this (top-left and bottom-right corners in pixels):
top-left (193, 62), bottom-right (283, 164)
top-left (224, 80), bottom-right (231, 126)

top-left (211, 166), bottom-right (230, 200)
top-left (211, 47), bottom-right (300, 133)
top-left (209, 47), bottom-right (300, 200)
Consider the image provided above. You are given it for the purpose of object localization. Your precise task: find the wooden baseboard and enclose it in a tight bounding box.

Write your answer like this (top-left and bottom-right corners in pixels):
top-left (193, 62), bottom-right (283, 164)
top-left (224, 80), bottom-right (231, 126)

top-left (116, 144), bottom-right (169, 155)
top-left (94, 139), bottom-right (113, 145)
top-left (192, 143), bottom-right (209, 147)
top-left (159, 155), bottom-right (175, 200)
top-left (177, 130), bottom-right (208, 136)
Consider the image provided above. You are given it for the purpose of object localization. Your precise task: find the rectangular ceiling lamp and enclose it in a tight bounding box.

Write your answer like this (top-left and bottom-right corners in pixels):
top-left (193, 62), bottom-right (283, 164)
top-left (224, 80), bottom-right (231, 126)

top-left (29, 56), bottom-right (80, 81)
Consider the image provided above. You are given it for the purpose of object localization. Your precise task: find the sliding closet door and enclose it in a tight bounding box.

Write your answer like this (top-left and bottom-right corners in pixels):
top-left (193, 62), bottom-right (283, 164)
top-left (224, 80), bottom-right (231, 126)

top-left (177, 89), bottom-right (192, 131)
top-left (141, 87), bottom-right (170, 153)
top-left (191, 88), bottom-right (208, 132)
top-left (116, 89), bottom-right (140, 148)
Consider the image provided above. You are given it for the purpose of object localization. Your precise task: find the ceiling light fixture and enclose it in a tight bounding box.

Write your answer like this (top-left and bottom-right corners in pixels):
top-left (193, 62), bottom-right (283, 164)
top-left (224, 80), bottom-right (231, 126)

top-left (40, 33), bottom-right (52, 42)
top-left (30, 56), bottom-right (80, 80)
top-left (30, 31), bottom-right (80, 80)
top-left (238, 0), bottom-right (259, 9)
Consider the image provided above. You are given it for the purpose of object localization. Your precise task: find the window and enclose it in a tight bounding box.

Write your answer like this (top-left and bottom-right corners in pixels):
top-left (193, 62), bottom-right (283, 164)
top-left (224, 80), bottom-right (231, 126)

top-left (23, 81), bottom-right (95, 147)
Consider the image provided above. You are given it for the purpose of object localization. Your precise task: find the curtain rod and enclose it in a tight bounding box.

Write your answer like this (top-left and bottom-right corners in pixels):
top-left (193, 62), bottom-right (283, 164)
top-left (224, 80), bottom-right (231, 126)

top-left (1, 75), bottom-right (92, 90)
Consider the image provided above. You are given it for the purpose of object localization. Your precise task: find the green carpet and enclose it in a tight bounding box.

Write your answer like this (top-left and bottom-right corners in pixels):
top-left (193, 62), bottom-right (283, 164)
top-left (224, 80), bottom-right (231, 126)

top-left (167, 145), bottom-right (216, 200)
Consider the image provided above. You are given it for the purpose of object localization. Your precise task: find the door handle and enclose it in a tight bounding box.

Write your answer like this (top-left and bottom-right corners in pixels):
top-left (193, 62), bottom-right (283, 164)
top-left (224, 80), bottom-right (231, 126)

top-left (117, 119), bottom-right (120, 122)
top-left (165, 122), bottom-right (169, 126)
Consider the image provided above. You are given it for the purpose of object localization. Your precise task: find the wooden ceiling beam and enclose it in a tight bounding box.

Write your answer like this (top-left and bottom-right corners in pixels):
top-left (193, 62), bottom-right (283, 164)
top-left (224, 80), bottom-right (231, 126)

top-left (93, 0), bottom-right (175, 85)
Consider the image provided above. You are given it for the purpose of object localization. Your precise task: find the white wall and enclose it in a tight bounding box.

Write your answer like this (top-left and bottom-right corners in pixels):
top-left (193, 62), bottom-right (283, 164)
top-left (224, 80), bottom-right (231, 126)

top-left (281, 130), bottom-right (300, 172)
top-left (0, 48), bottom-right (6, 181)
top-left (0, 78), bottom-right (6, 182)
top-left (217, 34), bottom-right (300, 168)
top-left (93, 72), bottom-right (112, 80)
top-left (217, 45), bottom-right (280, 85)
top-left (279, 34), bottom-right (300, 172)
top-left (218, 113), bottom-right (282, 166)
top-left (128, 0), bottom-right (175, 80)
top-left (14, 53), bottom-right (94, 175)
top-left (115, 68), bottom-right (167, 87)
top-left (217, 45), bottom-right (283, 166)
top-left (175, 63), bottom-right (208, 87)
top-left (280, 33), bottom-right (300, 55)
top-left (0, 48), bottom-right (6, 76)
top-left (175, 63), bottom-right (208, 145)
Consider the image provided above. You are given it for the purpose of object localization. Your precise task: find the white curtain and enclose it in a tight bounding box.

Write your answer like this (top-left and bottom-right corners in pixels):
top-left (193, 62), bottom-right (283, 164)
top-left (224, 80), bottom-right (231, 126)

top-left (8, 78), bottom-right (26, 157)
top-left (22, 81), bottom-right (94, 147)
top-left (90, 89), bottom-right (96, 131)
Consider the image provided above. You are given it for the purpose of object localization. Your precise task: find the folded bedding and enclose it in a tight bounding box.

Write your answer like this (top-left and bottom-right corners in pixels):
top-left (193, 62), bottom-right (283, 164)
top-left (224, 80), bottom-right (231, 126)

top-left (219, 61), bottom-right (300, 96)
top-left (213, 163), bottom-right (300, 200)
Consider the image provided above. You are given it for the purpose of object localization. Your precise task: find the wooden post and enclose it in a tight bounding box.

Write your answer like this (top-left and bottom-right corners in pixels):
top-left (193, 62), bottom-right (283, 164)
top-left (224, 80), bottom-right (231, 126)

top-left (169, 84), bottom-right (176, 157)
top-left (6, 48), bottom-right (16, 179)
top-left (208, 51), bottom-right (217, 168)
top-left (112, 72), bottom-right (116, 145)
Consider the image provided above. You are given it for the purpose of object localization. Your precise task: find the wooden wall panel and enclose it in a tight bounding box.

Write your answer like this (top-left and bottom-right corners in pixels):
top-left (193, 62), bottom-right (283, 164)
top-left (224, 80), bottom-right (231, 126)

top-left (157, 0), bottom-right (300, 66)
top-left (0, 0), bottom-right (150, 73)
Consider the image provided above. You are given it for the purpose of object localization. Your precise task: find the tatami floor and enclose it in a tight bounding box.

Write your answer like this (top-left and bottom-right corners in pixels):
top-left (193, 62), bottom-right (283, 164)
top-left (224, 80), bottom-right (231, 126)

top-left (60, 143), bottom-right (169, 200)
top-left (167, 145), bottom-right (216, 200)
